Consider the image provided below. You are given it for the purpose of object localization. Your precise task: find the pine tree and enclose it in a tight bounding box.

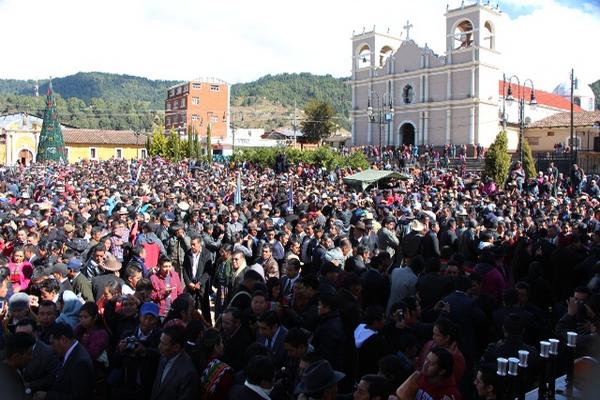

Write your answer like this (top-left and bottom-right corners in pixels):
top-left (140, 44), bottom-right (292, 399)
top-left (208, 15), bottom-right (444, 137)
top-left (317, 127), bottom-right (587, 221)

top-left (522, 137), bottom-right (537, 178)
top-left (206, 124), bottom-right (212, 163)
top-left (193, 131), bottom-right (200, 159)
top-left (37, 81), bottom-right (67, 163)
top-left (484, 131), bottom-right (511, 186)
top-left (167, 129), bottom-right (181, 161)
top-left (186, 128), bottom-right (193, 158)
top-left (149, 125), bottom-right (167, 156)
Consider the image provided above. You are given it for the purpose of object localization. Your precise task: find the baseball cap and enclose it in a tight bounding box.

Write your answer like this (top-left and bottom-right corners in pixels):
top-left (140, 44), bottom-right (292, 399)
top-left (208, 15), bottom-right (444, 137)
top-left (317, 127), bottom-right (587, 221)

top-left (140, 302), bottom-right (159, 318)
top-left (68, 259), bottom-right (84, 272)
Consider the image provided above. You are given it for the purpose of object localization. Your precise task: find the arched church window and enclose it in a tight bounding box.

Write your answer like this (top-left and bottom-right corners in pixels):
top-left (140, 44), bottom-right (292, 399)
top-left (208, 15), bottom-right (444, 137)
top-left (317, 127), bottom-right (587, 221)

top-left (358, 45), bottom-right (371, 69)
top-left (379, 46), bottom-right (393, 67)
top-left (483, 21), bottom-right (494, 49)
top-left (403, 85), bottom-right (414, 104)
top-left (454, 20), bottom-right (473, 50)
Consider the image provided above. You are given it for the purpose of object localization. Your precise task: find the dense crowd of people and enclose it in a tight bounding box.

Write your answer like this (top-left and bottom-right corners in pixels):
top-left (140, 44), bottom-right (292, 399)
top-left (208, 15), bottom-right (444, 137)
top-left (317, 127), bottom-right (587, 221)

top-left (0, 152), bottom-right (599, 400)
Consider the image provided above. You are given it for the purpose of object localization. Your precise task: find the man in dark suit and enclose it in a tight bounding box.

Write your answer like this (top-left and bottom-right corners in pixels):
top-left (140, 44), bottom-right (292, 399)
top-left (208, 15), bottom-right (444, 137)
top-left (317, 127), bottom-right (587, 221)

top-left (32, 323), bottom-right (94, 400)
top-left (151, 325), bottom-right (200, 400)
top-left (442, 276), bottom-right (486, 362)
top-left (227, 355), bottom-right (275, 400)
top-left (421, 221), bottom-right (441, 259)
top-left (256, 311), bottom-right (289, 368)
top-left (181, 237), bottom-right (212, 320)
top-left (221, 307), bottom-right (254, 372)
top-left (47, 264), bottom-right (73, 296)
top-left (15, 319), bottom-right (59, 394)
top-left (0, 332), bottom-right (36, 400)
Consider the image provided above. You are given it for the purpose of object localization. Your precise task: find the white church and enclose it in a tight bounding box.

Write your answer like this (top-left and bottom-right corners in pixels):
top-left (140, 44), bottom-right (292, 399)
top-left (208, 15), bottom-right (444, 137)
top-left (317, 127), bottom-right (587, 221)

top-left (350, 1), bottom-right (594, 153)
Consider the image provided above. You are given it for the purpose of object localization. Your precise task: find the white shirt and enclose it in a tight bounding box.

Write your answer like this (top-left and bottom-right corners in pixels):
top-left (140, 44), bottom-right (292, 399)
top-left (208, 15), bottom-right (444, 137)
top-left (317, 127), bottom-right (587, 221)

top-left (191, 251), bottom-right (201, 278)
top-left (161, 352), bottom-right (182, 384)
top-left (63, 340), bottom-right (79, 366)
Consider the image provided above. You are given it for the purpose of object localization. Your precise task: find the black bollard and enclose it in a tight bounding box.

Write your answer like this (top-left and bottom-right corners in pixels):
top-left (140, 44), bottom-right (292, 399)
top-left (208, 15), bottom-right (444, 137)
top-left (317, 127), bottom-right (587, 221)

top-left (508, 357), bottom-right (520, 400)
top-left (565, 331), bottom-right (577, 393)
top-left (548, 339), bottom-right (559, 400)
top-left (538, 341), bottom-right (550, 400)
top-left (518, 350), bottom-right (530, 400)
top-left (497, 357), bottom-right (508, 400)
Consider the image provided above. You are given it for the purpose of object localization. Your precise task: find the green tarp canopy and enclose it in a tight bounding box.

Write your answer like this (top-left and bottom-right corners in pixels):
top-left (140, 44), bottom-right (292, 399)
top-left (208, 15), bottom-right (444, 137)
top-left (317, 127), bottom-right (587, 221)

top-left (343, 169), bottom-right (408, 191)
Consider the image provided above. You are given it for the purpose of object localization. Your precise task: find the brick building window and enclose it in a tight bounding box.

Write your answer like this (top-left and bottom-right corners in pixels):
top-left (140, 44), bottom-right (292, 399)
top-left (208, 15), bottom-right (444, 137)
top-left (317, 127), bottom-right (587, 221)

top-left (174, 100), bottom-right (179, 108)
top-left (166, 117), bottom-right (171, 125)
top-left (176, 87), bottom-right (182, 95)
top-left (192, 83), bottom-right (201, 89)
top-left (116, 148), bottom-right (123, 159)
top-left (181, 98), bottom-right (186, 107)
top-left (90, 148), bottom-right (97, 159)
top-left (192, 115), bottom-right (200, 121)
top-left (547, 132), bottom-right (554, 136)
top-left (192, 97), bottom-right (200, 105)
top-left (210, 85), bottom-right (220, 92)
top-left (168, 89), bottom-right (174, 98)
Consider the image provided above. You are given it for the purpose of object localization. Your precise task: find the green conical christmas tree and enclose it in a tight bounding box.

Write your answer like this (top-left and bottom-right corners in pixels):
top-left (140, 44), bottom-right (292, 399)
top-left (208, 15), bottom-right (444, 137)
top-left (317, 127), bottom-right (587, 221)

top-left (37, 81), bottom-right (67, 163)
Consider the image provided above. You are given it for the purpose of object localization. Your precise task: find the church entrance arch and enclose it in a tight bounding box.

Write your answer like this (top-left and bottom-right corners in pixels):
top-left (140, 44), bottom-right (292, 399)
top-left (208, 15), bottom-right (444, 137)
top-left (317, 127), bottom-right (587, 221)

top-left (399, 122), bottom-right (416, 146)
top-left (18, 149), bottom-right (33, 166)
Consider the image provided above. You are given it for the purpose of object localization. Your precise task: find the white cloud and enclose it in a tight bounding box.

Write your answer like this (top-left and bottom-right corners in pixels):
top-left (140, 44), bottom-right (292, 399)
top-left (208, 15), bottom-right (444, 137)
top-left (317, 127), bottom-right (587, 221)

top-left (0, 0), bottom-right (597, 92)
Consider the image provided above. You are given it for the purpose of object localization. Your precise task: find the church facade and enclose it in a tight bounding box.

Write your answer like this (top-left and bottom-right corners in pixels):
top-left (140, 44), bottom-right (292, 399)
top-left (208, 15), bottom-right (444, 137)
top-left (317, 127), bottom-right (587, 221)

top-left (351, 2), bottom-right (505, 151)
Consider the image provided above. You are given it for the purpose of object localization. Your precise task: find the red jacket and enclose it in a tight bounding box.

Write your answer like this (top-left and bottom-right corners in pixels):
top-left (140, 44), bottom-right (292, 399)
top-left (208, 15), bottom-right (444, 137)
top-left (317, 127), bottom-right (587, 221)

top-left (150, 272), bottom-right (183, 316)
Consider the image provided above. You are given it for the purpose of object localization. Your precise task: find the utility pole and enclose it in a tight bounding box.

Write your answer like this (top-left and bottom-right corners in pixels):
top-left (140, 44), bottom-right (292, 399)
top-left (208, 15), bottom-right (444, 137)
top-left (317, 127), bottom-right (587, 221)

top-left (570, 68), bottom-right (576, 164)
top-left (293, 101), bottom-right (298, 147)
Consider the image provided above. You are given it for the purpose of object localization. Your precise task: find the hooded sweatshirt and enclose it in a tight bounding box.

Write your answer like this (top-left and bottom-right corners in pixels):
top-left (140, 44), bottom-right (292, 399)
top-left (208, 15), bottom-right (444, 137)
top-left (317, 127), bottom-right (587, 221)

top-left (56, 290), bottom-right (83, 329)
top-left (354, 323), bottom-right (377, 348)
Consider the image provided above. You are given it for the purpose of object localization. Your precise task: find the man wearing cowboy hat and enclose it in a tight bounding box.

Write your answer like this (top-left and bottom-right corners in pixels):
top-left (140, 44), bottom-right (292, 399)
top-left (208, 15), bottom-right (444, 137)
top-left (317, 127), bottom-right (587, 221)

top-left (91, 259), bottom-right (125, 301)
top-left (294, 359), bottom-right (344, 400)
top-left (377, 215), bottom-right (400, 261)
top-left (401, 219), bottom-right (425, 261)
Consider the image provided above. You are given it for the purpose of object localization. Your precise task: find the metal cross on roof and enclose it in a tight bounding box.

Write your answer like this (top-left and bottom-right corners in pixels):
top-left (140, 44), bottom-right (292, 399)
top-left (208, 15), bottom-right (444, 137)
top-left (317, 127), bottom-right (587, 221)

top-left (404, 20), bottom-right (413, 40)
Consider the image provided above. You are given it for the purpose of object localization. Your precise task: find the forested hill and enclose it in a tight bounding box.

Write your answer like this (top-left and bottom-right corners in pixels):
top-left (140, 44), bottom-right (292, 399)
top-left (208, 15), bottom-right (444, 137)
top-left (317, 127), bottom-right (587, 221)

top-left (231, 73), bottom-right (351, 119)
top-left (0, 72), bottom-right (352, 131)
top-left (0, 72), bottom-right (178, 108)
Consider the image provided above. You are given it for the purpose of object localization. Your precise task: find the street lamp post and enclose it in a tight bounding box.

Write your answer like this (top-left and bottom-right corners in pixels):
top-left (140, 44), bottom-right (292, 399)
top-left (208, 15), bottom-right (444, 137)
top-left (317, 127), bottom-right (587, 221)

top-left (503, 75), bottom-right (537, 163)
top-left (225, 112), bottom-right (244, 156)
top-left (366, 91), bottom-right (394, 159)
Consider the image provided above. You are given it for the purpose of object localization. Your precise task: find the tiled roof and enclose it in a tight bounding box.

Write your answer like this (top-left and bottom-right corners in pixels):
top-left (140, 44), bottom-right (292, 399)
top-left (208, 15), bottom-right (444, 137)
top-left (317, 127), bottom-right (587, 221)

top-left (498, 81), bottom-right (583, 112)
top-left (528, 110), bottom-right (600, 128)
top-left (63, 129), bottom-right (147, 145)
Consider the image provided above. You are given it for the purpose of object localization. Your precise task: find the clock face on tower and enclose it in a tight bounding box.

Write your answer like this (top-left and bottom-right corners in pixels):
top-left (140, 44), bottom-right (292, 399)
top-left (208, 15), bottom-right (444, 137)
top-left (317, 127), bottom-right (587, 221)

top-left (403, 84), bottom-right (414, 104)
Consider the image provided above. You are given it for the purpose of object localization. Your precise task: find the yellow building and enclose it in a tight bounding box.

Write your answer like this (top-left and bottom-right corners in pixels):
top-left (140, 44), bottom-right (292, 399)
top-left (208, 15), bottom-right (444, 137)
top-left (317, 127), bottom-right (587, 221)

top-left (525, 110), bottom-right (600, 154)
top-left (63, 129), bottom-right (147, 163)
top-left (525, 110), bottom-right (600, 172)
top-left (0, 113), bottom-right (41, 165)
top-left (0, 113), bottom-right (148, 165)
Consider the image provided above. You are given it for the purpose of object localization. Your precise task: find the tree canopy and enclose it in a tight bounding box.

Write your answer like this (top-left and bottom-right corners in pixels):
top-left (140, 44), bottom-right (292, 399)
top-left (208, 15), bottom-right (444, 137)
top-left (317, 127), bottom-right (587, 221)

top-left (300, 100), bottom-right (336, 143)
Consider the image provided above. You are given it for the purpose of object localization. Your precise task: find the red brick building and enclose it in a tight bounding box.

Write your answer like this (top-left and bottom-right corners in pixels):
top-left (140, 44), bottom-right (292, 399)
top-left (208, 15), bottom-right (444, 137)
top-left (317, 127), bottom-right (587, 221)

top-left (164, 78), bottom-right (229, 139)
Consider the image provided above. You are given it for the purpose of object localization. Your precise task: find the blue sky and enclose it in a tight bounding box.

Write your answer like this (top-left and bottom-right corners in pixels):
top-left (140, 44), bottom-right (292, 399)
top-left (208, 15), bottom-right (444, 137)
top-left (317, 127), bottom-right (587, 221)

top-left (0, 0), bottom-right (598, 92)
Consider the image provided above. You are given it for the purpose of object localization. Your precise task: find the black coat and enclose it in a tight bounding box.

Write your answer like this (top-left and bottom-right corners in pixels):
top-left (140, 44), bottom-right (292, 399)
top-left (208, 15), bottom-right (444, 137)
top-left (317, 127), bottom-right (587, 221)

top-left (23, 339), bottom-right (60, 392)
top-left (361, 268), bottom-right (390, 309)
top-left (181, 249), bottom-right (212, 296)
top-left (356, 331), bottom-right (389, 379)
top-left (222, 326), bottom-right (254, 372)
top-left (313, 311), bottom-right (344, 370)
top-left (227, 384), bottom-right (267, 400)
top-left (47, 342), bottom-right (95, 400)
top-left (150, 351), bottom-right (200, 400)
